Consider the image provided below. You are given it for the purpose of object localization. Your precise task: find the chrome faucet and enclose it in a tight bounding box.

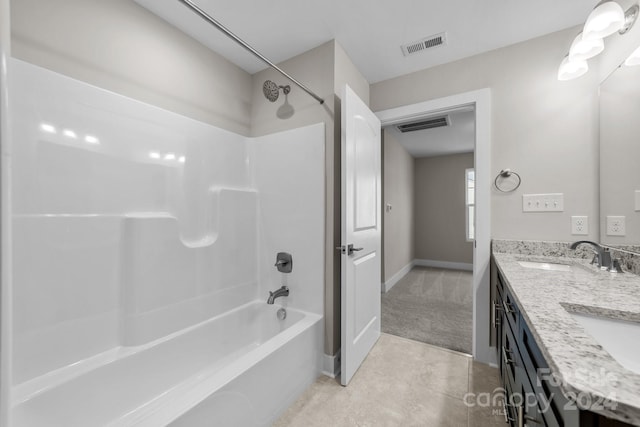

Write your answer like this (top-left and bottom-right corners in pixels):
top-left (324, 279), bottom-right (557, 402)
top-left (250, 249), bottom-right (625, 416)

top-left (267, 285), bottom-right (289, 304)
top-left (569, 240), bottom-right (614, 271)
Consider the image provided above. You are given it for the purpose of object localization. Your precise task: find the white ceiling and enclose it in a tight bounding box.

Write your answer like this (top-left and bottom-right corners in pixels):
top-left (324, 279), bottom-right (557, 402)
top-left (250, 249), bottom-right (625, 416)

top-left (135, 0), bottom-right (594, 84)
top-left (386, 110), bottom-right (475, 158)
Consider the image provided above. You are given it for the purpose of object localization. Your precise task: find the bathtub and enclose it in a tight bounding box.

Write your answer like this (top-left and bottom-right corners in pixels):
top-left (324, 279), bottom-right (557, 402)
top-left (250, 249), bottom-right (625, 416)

top-left (12, 302), bottom-right (323, 427)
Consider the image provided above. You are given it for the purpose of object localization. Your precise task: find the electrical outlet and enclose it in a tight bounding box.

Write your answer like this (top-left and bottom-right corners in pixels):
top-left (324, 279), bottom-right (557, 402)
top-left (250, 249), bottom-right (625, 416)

top-left (522, 193), bottom-right (564, 212)
top-left (606, 216), bottom-right (626, 236)
top-left (571, 216), bottom-right (588, 235)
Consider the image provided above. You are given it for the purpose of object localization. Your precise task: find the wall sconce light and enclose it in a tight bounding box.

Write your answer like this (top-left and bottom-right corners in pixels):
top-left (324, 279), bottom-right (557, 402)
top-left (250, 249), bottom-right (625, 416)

top-left (558, 55), bottom-right (589, 81)
top-left (569, 32), bottom-right (604, 60)
top-left (620, 4), bottom-right (640, 34)
top-left (583, 1), bottom-right (626, 40)
top-left (559, 1), bottom-right (639, 80)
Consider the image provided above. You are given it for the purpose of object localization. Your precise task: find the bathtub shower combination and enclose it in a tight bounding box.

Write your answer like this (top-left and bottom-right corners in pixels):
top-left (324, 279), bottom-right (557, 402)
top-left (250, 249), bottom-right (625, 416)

top-left (5, 59), bottom-right (325, 426)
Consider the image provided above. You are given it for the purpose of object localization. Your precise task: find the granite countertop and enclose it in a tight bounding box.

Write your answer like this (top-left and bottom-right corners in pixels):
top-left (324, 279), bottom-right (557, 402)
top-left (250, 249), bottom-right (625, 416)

top-left (493, 253), bottom-right (640, 425)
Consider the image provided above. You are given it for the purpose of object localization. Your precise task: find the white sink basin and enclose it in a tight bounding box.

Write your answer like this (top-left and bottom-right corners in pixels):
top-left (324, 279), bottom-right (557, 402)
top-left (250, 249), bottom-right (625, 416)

top-left (570, 312), bottom-right (640, 375)
top-left (518, 261), bottom-right (572, 272)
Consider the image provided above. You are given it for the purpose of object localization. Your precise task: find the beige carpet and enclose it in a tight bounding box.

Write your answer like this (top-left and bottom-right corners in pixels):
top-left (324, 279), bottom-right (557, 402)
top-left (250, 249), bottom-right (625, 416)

top-left (382, 266), bottom-right (473, 354)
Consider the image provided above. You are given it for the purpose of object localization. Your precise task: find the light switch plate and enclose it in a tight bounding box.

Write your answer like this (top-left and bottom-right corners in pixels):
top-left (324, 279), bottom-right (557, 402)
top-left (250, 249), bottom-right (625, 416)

top-left (571, 216), bottom-right (588, 235)
top-left (606, 216), bottom-right (626, 236)
top-left (635, 190), bottom-right (640, 212)
top-left (522, 193), bottom-right (564, 212)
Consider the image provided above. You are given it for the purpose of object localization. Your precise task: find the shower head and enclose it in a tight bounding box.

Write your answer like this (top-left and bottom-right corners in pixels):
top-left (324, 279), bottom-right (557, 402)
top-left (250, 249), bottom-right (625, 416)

top-left (262, 80), bottom-right (291, 102)
top-left (263, 80), bottom-right (279, 102)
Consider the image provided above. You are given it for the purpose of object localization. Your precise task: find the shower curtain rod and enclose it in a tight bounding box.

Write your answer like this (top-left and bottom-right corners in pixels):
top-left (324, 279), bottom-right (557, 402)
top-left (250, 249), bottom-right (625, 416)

top-left (178, 0), bottom-right (325, 105)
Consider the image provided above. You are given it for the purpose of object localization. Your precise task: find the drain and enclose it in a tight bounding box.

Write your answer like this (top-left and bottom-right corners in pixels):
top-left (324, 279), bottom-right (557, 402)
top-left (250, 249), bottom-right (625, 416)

top-left (277, 308), bottom-right (287, 320)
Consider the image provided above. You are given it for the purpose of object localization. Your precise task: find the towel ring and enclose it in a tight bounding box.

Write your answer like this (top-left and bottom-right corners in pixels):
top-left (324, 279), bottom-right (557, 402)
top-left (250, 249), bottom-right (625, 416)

top-left (494, 169), bottom-right (521, 193)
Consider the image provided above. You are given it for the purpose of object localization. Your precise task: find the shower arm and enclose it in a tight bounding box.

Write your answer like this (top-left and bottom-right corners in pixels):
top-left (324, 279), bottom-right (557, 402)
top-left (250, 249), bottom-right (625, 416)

top-left (178, 0), bottom-right (325, 105)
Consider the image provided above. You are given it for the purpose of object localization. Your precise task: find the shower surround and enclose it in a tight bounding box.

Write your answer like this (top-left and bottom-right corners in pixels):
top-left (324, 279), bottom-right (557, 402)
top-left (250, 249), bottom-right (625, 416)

top-left (5, 59), bottom-right (325, 426)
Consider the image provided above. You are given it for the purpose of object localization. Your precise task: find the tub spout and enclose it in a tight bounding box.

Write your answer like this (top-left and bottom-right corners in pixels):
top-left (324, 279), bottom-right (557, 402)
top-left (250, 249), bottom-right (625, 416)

top-left (267, 286), bottom-right (289, 304)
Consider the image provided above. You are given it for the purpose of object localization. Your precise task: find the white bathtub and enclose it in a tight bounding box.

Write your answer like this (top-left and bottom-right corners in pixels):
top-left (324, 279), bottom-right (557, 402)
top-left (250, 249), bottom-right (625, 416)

top-left (12, 302), bottom-right (323, 427)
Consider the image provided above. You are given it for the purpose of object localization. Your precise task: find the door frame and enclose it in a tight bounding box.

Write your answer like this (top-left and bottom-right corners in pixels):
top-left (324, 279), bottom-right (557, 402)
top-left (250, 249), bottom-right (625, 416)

top-left (375, 88), bottom-right (494, 365)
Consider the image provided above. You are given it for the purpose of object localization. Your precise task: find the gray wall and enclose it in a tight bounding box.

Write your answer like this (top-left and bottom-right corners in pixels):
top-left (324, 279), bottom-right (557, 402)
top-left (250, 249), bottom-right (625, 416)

top-left (414, 153), bottom-right (474, 264)
top-left (11, 0), bottom-right (253, 135)
top-left (382, 129), bottom-right (414, 282)
top-left (251, 40), bottom-right (369, 356)
top-left (334, 42), bottom-right (370, 106)
top-left (372, 27), bottom-right (600, 242)
top-left (251, 41), bottom-right (338, 355)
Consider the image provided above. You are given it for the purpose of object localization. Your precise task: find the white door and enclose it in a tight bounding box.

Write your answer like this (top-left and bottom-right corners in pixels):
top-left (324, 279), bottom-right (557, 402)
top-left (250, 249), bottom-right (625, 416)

top-left (340, 85), bottom-right (381, 386)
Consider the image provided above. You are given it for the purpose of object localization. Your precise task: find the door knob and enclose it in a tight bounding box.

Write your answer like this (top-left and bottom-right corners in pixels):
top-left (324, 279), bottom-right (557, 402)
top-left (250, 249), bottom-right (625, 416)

top-left (336, 244), bottom-right (364, 255)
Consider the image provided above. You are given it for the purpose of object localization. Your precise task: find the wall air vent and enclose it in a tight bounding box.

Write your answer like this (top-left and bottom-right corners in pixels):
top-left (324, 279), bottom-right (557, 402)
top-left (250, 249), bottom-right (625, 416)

top-left (401, 32), bottom-right (447, 56)
top-left (396, 116), bottom-right (450, 133)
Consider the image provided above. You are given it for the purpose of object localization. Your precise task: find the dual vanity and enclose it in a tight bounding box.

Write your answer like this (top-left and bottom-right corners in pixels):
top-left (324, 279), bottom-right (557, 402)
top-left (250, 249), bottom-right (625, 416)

top-left (491, 241), bottom-right (640, 426)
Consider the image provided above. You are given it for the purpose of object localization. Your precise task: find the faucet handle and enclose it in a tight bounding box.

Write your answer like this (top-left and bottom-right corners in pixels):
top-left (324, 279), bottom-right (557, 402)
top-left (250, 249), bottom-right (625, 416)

top-left (607, 258), bottom-right (624, 273)
top-left (274, 252), bottom-right (293, 273)
top-left (600, 248), bottom-right (612, 269)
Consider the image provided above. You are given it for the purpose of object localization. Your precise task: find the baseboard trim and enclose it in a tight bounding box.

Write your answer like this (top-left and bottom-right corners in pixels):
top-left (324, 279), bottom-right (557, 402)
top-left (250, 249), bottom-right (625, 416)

top-left (382, 261), bottom-right (415, 293)
top-left (321, 349), bottom-right (341, 378)
top-left (414, 259), bottom-right (473, 271)
top-left (383, 259), bottom-right (472, 293)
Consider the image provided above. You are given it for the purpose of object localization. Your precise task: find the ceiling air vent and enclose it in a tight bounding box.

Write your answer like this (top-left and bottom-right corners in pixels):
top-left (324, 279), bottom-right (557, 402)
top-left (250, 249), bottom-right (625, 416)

top-left (396, 116), bottom-right (450, 133)
top-left (401, 32), bottom-right (447, 57)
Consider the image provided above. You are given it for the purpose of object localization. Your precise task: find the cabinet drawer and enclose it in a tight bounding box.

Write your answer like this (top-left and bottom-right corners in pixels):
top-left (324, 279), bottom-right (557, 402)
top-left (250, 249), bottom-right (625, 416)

top-left (502, 316), bottom-right (519, 391)
top-left (504, 377), bottom-right (518, 427)
top-left (502, 281), bottom-right (519, 336)
top-left (496, 269), bottom-right (505, 299)
top-left (495, 297), bottom-right (504, 378)
top-left (515, 364), bottom-right (547, 427)
top-left (520, 320), bottom-right (579, 427)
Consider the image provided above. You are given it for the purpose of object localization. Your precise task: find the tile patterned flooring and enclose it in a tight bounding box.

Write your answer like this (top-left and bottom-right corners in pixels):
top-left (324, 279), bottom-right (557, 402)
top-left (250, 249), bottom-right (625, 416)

top-left (382, 267), bottom-right (473, 354)
top-left (275, 334), bottom-right (505, 427)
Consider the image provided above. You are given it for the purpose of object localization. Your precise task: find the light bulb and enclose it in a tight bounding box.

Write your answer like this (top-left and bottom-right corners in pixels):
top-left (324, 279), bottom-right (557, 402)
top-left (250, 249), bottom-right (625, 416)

top-left (558, 56), bottom-right (589, 81)
top-left (583, 1), bottom-right (625, 40)
top-left (569, 33), bottom-right (604, 61)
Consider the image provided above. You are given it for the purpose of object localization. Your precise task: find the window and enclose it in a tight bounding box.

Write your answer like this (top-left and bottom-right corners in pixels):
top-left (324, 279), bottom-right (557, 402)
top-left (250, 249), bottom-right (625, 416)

top-left (465, 168), bottom-right (475, 241)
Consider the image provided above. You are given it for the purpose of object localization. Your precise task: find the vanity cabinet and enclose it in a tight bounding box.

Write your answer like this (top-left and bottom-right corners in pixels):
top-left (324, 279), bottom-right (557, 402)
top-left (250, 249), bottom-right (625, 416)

top-left (490, 256), bottom-right (633, 427)
top-left (494, 263), bottom-right (550, 426)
